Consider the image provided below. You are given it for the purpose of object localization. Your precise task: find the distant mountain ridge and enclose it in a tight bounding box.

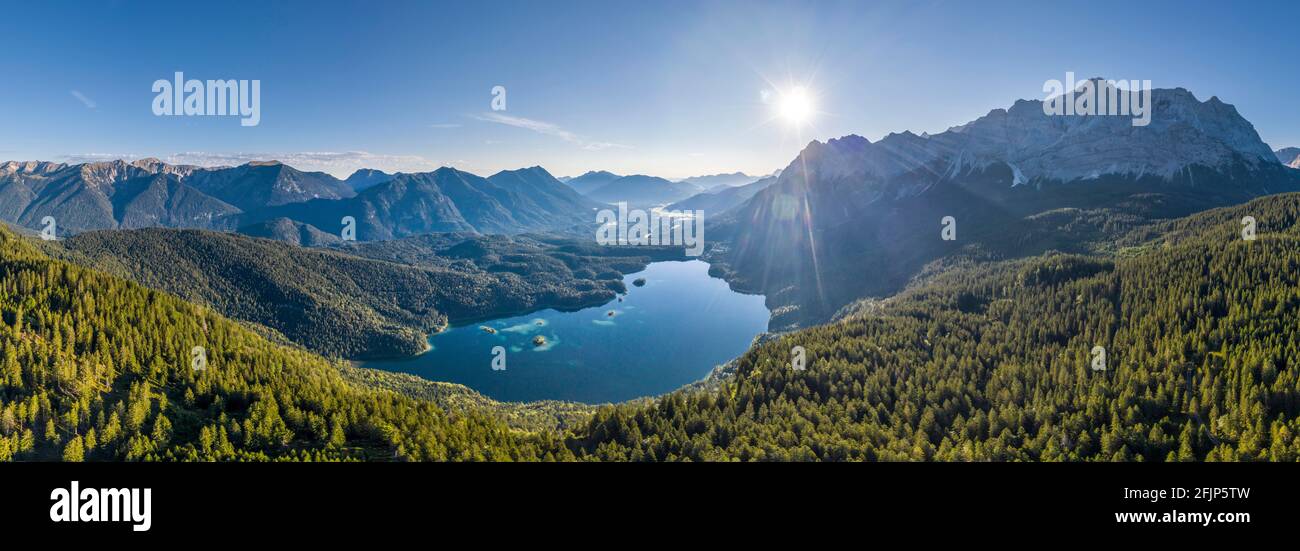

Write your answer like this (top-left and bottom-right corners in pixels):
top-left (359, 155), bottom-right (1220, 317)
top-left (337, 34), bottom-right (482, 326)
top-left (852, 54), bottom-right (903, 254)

top-left (235, 165), bottom-right (602, 241)
top-left (182, 160), bottom-right (355, 210)
top-left (0, 159), bottom-right (598, 241)
top-left (585, 174), bottom-right (703, 206)
top-left (677, 172), bottom-right (760, 190)
top-left (345, 168), bottom-right (397, 191)
top-left (0, 159), bottom-right (240, 233)
top-left (562, 170), bottom-right (622, 195)
top-left (563, 170), bottom-right (762, 200)
top-left (668, 175), bottom-right (778, 214)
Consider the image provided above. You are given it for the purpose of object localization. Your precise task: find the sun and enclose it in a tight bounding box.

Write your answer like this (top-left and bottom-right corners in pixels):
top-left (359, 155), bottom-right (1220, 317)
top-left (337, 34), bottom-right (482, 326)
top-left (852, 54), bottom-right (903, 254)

top-left (755, 79), bottom-right (823, 136)
top-left (777, 86), bottom-right (814, 124)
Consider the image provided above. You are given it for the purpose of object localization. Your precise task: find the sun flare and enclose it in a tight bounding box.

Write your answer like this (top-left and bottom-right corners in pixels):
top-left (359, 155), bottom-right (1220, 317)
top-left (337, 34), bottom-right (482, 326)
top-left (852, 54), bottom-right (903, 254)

top-left (777, 86), bottom-right (814, 124)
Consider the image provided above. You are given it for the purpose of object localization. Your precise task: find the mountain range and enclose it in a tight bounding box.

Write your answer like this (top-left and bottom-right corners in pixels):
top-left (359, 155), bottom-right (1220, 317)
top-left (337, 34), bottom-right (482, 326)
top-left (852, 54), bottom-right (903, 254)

top-left (707, 81), bottom-right (1300, 329)
top-left (182, 160), bottom-right (355, 210)
top-left (0, 159), bottom-right (237, 233)
top-left (0, 160), bottom-right (599, 242)
top-left (0, 159), bottom-right (769, 244)
top-left (562, 170), bottom-right (623, 195)
top-left (676, 172), bottom-right (763, 190)
top-left (582, 174), bottom-right (703, 207)
top-left (3, 81), bottom-right (1296, 329)
top-left (667, 174), bottom-right (778, 214)
top-left (0, 159), bottom-right (352, 233)
top-left (561, 170), bottom-right (735, 206)
top-left (234, 166), bottom-right (601, 241)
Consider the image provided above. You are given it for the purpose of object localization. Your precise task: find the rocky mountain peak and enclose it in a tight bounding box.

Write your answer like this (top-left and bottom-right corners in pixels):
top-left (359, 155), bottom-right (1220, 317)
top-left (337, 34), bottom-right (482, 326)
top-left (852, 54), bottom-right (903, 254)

top-left (782, 84), bottom-right (1281, 193)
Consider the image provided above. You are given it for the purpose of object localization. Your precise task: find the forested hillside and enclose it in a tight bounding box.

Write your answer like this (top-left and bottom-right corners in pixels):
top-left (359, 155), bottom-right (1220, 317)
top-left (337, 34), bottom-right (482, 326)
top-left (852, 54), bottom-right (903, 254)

top-left (570, 194), bottom-right (1300, 461)
top-left (6, 192), bottom-right (1300, 462)
top-left (0, 225), bottom-right (570, 461)
top-left (47, 229), bottom-right (681, 359)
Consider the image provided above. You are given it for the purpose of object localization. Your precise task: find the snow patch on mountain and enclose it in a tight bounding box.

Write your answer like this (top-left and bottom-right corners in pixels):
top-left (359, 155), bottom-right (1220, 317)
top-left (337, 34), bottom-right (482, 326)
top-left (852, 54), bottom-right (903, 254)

top-left (1009, 163), bottom-right (1027, 187)
top-left (1277, 147), bottom-right (1300, 169)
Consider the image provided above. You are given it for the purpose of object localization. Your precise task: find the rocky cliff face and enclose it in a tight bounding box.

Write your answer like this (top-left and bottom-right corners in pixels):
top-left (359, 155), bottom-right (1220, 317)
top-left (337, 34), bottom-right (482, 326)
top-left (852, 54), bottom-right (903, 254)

top-left (709, 83), bottom-right (1300, 329)
top-left (773, 83), bottom-right (1282, 200)
top-left (0, 159), bottom-right (239, 233)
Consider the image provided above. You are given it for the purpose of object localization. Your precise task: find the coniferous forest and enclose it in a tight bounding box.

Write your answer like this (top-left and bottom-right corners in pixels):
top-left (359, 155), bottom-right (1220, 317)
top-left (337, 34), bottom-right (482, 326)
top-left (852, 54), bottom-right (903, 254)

top-left (4, 192), bottom-right (1300, 462)
top-left (573, 195), bottom-right (1300, 461)
top-left (0, 226), bottom-right (571, 461)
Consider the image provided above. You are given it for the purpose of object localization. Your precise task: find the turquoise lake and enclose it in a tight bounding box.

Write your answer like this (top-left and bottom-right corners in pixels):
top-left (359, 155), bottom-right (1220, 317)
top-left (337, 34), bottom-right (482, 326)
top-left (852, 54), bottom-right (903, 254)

top-left (359, 259), bottom-right (770, 403)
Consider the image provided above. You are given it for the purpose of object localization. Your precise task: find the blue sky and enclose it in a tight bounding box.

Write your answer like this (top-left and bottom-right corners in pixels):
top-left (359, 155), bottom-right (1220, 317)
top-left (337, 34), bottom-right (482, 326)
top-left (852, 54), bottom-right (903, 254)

top-left (1, 0), bottom-right (1296, 178)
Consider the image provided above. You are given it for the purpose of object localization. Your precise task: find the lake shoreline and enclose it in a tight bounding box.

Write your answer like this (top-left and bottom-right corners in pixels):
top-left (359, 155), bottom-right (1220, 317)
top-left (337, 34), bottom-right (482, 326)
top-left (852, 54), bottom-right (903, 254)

top-left (353, 259), bottom-right (715, 363)
top-left (357, 259), bottom-right (771, 404)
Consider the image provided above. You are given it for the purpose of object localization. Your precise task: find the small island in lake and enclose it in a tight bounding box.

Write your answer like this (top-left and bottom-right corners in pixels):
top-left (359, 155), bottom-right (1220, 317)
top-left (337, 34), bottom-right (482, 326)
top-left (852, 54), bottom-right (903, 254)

top-left (532, 335), bottom-right (547, 347)
top-left (479, 326), bottom-right (497, 334)
top-left (633, 278), bottom-right (646, 287)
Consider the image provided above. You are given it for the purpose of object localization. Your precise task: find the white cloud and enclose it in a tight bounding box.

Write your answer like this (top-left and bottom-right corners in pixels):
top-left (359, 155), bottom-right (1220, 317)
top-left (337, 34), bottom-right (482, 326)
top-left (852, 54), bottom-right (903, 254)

top-left (471, 112), bottom-right (630, 151)
top-left (429, 123), bottom-right (462, 129)
top-left (70, 90), bottom-right (96, 109)
top-left (57, 151), bottom-right (445, 178)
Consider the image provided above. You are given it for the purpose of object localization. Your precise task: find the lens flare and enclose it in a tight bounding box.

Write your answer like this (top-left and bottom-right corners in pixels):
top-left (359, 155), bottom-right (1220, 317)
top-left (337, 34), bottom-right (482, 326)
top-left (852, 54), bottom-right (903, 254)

top-left (778, 86), bottom-right (814, 124)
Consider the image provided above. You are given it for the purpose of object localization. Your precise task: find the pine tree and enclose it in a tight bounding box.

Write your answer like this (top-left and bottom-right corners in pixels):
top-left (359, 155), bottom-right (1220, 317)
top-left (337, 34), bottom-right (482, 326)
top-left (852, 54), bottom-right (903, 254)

top-left (62, 435), bottom-right (84, 462)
